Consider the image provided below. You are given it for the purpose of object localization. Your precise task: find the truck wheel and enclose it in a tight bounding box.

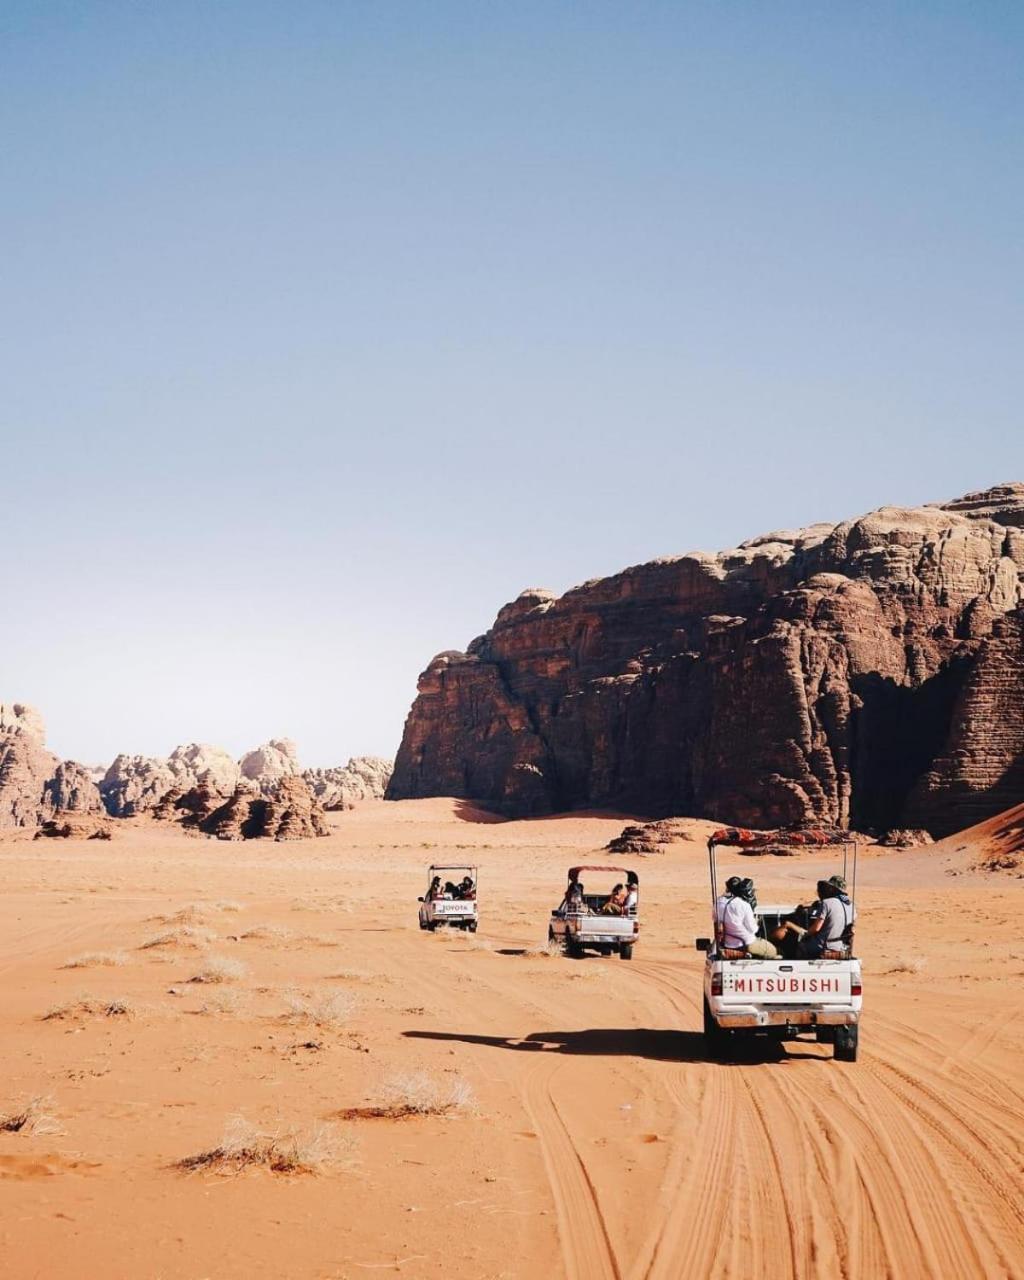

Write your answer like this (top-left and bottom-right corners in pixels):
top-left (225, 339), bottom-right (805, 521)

top-left (468, 921), bottom-right (477, 933)
top-left (620, 943), bottom-right (633, 960)
top-left (703, 999), bottom-right (726, 1060)
top-left (834, 1024), bottom-right (859, 1062)
top-left (566, 938), bottom-right (584, 959)
top-left (426, 921), bottom-right (437, 932)
top-left (418, 920), bottom-right (427, 930)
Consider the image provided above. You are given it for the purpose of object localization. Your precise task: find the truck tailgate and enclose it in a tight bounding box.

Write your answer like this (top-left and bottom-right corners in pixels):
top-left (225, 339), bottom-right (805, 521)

top-left (720, 962), bottom-right (853, 1003)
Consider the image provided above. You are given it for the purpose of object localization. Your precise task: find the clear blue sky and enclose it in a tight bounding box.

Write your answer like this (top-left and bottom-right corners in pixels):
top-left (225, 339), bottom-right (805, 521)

top-left (2, 2), bottom-right (1022, 767)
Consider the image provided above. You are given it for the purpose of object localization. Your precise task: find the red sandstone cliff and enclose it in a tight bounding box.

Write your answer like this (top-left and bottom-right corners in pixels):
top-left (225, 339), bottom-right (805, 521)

top-left (388, 484), bottom-right (1024, 836)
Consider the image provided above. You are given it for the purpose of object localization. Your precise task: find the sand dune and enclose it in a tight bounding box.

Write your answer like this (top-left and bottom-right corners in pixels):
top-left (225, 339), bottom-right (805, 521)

top-left (1, 799), bottom-right (1021, 1278)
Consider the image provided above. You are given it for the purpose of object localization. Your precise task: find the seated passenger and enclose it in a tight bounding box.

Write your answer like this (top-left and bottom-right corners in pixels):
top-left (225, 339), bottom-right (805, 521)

top-left (558, 881), bottom-right (587, 915)
top-left (427, 875), bottom-right (443, 902)
top-left (798, 880), bottom-right (857, 957)
top-left (769, 905), bottom-right (810, 959)
top-left (601, 883), bottom-right (628, 915)
top-left (624, 879), bottom-right (638, 914)
top-left (457, 875), bottom-right (476, 900)
top-left (714, 876), bottom-right (779, 959)
top-left (443, 881), bottom-right (459, 898)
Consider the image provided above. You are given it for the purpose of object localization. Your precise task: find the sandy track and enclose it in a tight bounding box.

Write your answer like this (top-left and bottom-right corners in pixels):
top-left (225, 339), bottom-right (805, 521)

top-left (0, 800), bottom-right (1022, 1279)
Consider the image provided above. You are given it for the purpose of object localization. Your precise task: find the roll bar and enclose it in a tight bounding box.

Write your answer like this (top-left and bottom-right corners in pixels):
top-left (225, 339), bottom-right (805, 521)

top-left (706, 829), bottom-right (858, 916)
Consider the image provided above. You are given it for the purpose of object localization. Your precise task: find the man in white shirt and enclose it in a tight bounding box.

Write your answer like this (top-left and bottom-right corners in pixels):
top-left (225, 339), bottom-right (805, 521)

top-left (715, 877), bottom-right (779, 958)
top-left (624, 880), bottom-right (638, 914)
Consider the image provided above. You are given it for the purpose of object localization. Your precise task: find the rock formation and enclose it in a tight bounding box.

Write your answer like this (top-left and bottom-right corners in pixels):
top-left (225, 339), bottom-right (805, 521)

top-left (260, 775), bottom-right (329, 840)
top-left (101, 744), bottom-right (240, 817)
top-left (239, 739), bottom-right (300, 792)
top-left (0, 705), bottom-right (104, 828)
top-left (389, 483), bottom-right (1024, 836)
top-left (303, 756), bottom-right (393, 809)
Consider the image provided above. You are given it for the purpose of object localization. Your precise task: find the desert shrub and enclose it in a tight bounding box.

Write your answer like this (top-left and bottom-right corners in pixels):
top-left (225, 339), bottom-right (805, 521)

top-left (188, 955), bottom-right (246, 984)
top-left (348, 1070), bottom-right (474, 1119)
top-left (0, 1097), bottom-right (59, 1134)
top-left (43, 996), bottom-right (134, 1021)
top-left (280, 990), bottom-right (356, 1028)
top-left (61, 951), bottom-right (129, 969)
top-left (140, 926), bottom-right (217, 950)
top-left (177, 1116), bottom-right (348, 1175)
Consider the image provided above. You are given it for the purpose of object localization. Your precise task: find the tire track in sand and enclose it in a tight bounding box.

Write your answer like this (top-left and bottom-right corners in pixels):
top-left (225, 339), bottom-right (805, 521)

top-left (520, 1055), bottom-right (622, 1280)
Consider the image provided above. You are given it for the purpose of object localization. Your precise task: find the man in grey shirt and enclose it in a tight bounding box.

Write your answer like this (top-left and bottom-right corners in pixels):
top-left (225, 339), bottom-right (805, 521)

top-left (799, 879), bottom-right (856, 957)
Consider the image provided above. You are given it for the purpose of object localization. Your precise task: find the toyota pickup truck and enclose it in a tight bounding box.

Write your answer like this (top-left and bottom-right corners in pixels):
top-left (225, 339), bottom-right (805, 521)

top-left (698, 828), bottom-right (862, 1061)
top-left (418, 864), bottom-right (478, 933)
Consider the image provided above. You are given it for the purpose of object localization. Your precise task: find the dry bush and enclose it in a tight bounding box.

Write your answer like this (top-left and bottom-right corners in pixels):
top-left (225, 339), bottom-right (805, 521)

top-left (213, 900), bottom-right (245, 912)
top-left (140, 926), bottom-right (217, 950)
top-left (43, 996), bottom-right (134, 1022)
top-left (61, 951), bottom-right (130, 969)
top-left (0, 1097), bottom-right (59, 1134)
top-left (188, 955), bottom-right (246, 984)
top-left (177, 1116), bottom-right (349, 1175)
top-left (886, 956), bottom-right (926, 974)
top-left (281, 990), bottom-right (356, 1028)
top-left (196, 989), bottom-right (245, 1016)
top-left (240, 924), bottom-right (293, 942)
top-left (346, 1070), bottom-right (475, 1119)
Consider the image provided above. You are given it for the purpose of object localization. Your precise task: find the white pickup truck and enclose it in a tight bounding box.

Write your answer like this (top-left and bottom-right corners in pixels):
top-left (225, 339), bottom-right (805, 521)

top-left (549, 865), bottom-right (639, 960)
top-left (418, 864), bottom-right (478, 933)
top-left (698, 829), bottom-right (862, 1061)
top-left (698, 905), bottom-right (862, 1061)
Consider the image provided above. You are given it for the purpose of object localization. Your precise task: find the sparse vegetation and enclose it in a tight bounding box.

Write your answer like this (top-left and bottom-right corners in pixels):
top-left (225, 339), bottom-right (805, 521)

top-left (196, 989), bottom-right (245, 1015)
top-left (43, 996), bottom-right (134, 1021)
top-left (0, 1097), bottom-right (59, 1134)
top-left (886, 957), bottom-right (927, 974)
top-left (188, 955), bottom-right (246, 984)
top-left (240, 924), bottom-right (293, 942)
top-left (344, 1070), bottom-right (474, 1119)
top-left (281, 990), bottom-right (356, 1028)
top-left (140, 925), bottom-right (217, 949)
top-left (61, 951), bottom-right (130, 969)
top-left (176, 1116), bottom-right (349, 1175)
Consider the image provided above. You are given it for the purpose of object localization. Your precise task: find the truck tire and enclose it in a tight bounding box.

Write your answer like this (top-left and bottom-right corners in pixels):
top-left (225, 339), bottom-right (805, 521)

top-left (620, 943), bottom-right (633, 960)
top-left (703, 999), bottom-right (726, 1060)
top-left (468, 921), bottom-right (478, 933)
top-left (566, 937), bottom-right (584, 959)
top-left (834, 1023), bottom-right (859, 1062)
top-left (426, 921), bottom-right (437, 932)
top-left (418, 919), bottom-right (427, 930)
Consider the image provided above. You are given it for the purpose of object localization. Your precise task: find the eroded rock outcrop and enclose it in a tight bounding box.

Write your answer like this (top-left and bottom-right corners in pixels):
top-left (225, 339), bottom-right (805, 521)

top-left (0, 705), bottom-right (104, 828)
top-left (239, 739), bottom-right (300, 791)
top-left (390, 483), bottom-right (1024, 836)
top-left (101, 744), bottom-right (240, 817)
top-left (303, 757), bottom-right (393, 809)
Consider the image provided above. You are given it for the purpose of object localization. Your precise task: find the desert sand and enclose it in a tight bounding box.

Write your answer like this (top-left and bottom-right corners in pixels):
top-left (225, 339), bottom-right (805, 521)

top-left (1, 799), bottom-right (1022, 1280)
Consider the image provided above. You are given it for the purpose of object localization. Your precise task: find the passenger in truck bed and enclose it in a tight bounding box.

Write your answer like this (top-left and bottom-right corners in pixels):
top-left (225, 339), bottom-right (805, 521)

top-left (601, 883), bottom-right (628, 915)
top-left (799, 880), bottom-right (857, 957)
top-left (715, 876), bottom-right (779, 959)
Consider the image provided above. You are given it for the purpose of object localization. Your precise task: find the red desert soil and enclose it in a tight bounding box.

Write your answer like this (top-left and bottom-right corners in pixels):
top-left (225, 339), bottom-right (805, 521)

top-left (0, 798), bottom-right (1022, 1279)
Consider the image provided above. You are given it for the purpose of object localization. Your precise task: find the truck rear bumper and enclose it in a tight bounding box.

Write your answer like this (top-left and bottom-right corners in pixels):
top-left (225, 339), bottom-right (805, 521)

top-left (717, 1008), bottom-right (858, 1029)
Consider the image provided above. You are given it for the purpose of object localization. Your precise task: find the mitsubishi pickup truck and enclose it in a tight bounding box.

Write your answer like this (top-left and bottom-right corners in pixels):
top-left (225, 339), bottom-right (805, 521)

top-left (697, 829), bottom-right (862, 1061)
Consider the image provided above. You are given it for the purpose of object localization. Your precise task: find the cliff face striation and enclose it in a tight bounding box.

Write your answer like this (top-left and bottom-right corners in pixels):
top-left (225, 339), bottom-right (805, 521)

top-left (388, 484), bottom-right (1024, 836)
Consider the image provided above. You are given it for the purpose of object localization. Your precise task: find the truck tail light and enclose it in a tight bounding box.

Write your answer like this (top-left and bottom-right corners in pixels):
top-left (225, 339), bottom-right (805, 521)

top-left (851, 978), bottom-right (862, 997)
top-left (711, 973), bottom-right (723, 997)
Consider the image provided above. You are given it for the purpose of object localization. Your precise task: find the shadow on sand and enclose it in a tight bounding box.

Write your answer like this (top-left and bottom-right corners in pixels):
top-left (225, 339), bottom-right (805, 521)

top-left (403, 1027), bottom-right (819, 1064)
